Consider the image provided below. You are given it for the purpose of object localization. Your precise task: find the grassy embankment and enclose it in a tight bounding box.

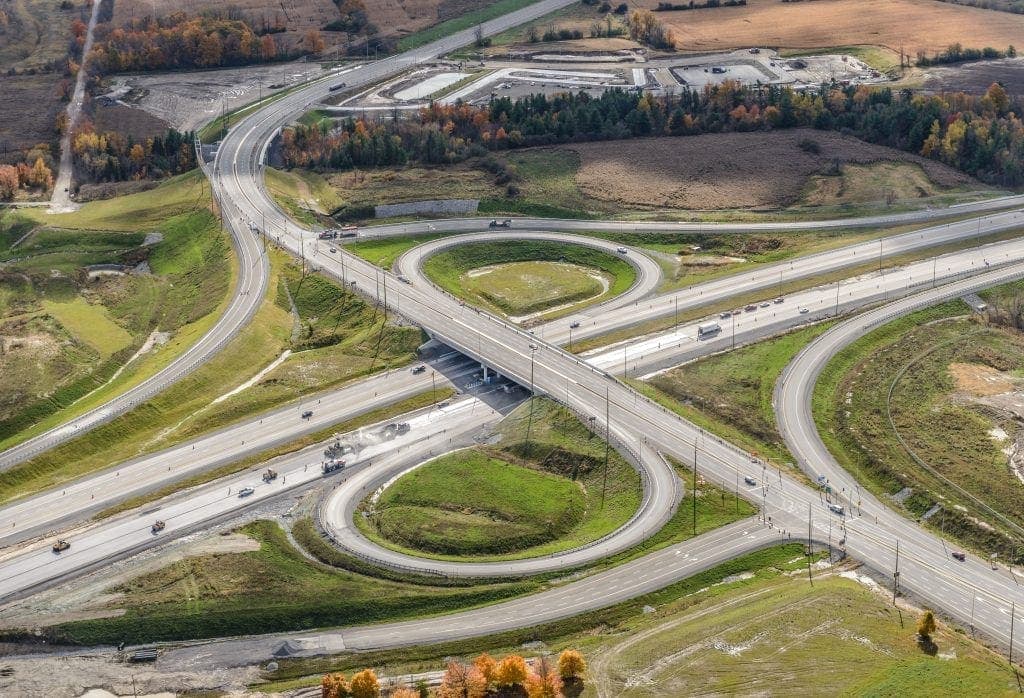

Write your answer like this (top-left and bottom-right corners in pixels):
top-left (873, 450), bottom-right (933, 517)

top-left (422, 240), bottom-right (635, 321)
top-left (42, 520), bottom-right (540, 646)
top-left (39, 441), bottom-right (755, 645)
top-left (264, 167), bottom-right (342, 228)
top-left (255, 543), bottom-right (1016, 697)
top-left (358, 399), bottom-right (641, 561)
top-left (0, 245), bottom-right (423, 505)
top-left (637, 322), bottom-right (834, 471)
top-left (308, 143), bottom-right (1000, 226)
top-left (813, 295), bottom-right (1024, 557)
top-left (0, 172), bottom-right (232, 447)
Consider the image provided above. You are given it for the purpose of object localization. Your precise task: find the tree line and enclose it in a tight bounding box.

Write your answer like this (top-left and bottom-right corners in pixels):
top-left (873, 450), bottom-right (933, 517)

top-left (280, 81), bottom-right (1024, 187)
top-left (72, 122), bottom-right (196, 183)
top-left (87, 11), bottom-right (281, 73)
top-left (915, 43), bottom-right (1016, 67)
top-left (319, 649), bottom-right (587, 697)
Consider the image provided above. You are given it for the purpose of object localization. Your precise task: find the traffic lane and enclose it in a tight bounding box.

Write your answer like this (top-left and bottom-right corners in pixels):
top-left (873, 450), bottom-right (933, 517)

top-left (0, 353), bottom-right (476, 548)
top-left (589, 235), bottom-right (1024, 377)
top-left (0, 394), bottom-right (500, 601)
top-left (549, 209), bottom-right (1024, 346)
top-left (153, 517), bottom-right (772, 669)
top-left (357, 196), bottom-right (1024, 241)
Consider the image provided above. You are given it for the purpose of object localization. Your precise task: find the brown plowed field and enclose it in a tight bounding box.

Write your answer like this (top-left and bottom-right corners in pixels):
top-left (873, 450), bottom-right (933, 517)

top-left (639, 0), bottom-right (1024, 56)
top-left (568, 129), bottom-right (976, 210)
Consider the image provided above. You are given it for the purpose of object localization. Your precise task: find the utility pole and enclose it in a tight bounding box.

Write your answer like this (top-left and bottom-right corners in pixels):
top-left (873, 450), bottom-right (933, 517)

top-left (692, 443), bottom-right (698, 536)
top-left (674, 296), bottom-right (678, 329)
top-left (431, 371), bottom-right (437, 406)
top-left (1011, 601), bottom-right (1017, 671)
top-left (807, 501), bottom-right (813, 585)
top-left (601, 386), bottom-right (610, 510)
top-left (893, 539), bottom-right (900, 605)
top-left (525, 349), bottom-right (537, 450)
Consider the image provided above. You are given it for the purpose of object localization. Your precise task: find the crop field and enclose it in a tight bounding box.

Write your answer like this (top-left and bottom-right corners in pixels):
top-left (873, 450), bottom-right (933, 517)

top-left (423, 240), bottom-right (635, 321)
top-left (570, 130), bottom-right (980, 212)
top-left (367, 451), bottom-right (586, 556)
top-left (644, 323), bottom-right (833, 468)
top-left (815, 300), bottom-right (1024, 554)
top-left (43, 520), bottom-right (539, 645)
top-left (0, 75), bottom-right (64, 159)
top-left (640, 0), bottom-right (1024, 56)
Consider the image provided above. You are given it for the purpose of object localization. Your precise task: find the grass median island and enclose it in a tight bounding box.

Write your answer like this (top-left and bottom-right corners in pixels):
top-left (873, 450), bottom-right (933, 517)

top-left (813, 297), bottom-right (1024, 555)
top-left (640, 323), bottom-right (834, 469)
top-left (423, 240), bottom-right (635, 321)
top-left (40, 520), bottom-right (540, 646)
top-left (343, 232), bottom-right (451, 269)
top-left (367, 451), bottom-right (586, 556)
top-left (358, 399), bottom-right (641, 562)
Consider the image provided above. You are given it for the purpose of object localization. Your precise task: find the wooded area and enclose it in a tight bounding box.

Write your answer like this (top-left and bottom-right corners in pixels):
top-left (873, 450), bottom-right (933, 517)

top-left (280, 82), bottom-right (1024, 186)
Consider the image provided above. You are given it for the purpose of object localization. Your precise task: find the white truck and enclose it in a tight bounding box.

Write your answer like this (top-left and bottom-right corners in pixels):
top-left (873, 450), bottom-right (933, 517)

top-left (697, 322), bottom-right (722, 339)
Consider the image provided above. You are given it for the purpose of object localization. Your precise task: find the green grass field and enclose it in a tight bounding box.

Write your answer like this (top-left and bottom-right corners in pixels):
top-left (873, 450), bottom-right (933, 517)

top-left (0, 253), bottom-right (421, 505)
top-left (343, 233), bottom-right (451, 269)
top-left (423, 240), bottom-right (635, 321)
top-left (813, 298), bottom-right (1024, 556)
top-left (41, 520), bottom-right (539, 646)
top-left (368, 450), bottom-right (586, 556)
top-left (643, 323), bottom-right (833, 469)
top-left (465, 260), bottom-right (607, 316)
top-left (0, 173), bottom-right (233, 444)
top-left (360, 398), bottom-right (642, 562)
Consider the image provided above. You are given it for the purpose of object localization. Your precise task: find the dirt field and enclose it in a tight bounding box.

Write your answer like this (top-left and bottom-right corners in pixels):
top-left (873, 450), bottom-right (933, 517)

top-left (0, 74), bottom-right (64, 157)
top-left (0, 0), bottom-right (84, 72)
top-left (568, 129), bottom-right (978, 210)
top-left (638, 0), bottom-right (1024, 56)
top-left (921, 57), bottom-right (1024, 94)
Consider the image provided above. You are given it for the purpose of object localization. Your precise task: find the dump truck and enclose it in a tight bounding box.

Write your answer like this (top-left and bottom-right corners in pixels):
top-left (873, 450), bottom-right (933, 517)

top-left (152, 520), bottom-right (166, 534)
top-left (52, 539), bottom-right (70, 553)
top-left (263, 468), bottom-right (278, 482)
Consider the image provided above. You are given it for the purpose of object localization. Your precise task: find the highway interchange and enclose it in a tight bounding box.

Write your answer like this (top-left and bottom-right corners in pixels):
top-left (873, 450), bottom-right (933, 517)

top-left (5, 0), bottom-right (1024, 674)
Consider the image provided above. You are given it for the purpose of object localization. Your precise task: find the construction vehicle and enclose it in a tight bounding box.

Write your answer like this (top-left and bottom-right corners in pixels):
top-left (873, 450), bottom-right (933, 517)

top-left (263, 468), bottom-right (278, 482)
top-left (52, 539), bottom-right (70, 553)
top-left (152, 520), bottom-right (166, 534)
top-left (323, 459), bottom-right (346, 474)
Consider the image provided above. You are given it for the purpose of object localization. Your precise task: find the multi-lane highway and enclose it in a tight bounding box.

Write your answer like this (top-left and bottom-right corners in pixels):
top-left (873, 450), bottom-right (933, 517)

top-left (0, 392), bottom-right (510, 601)
top-left (5, 0), bottom-right (1024, 672)
top-left (4, 0), bottom-right (1021, 473)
